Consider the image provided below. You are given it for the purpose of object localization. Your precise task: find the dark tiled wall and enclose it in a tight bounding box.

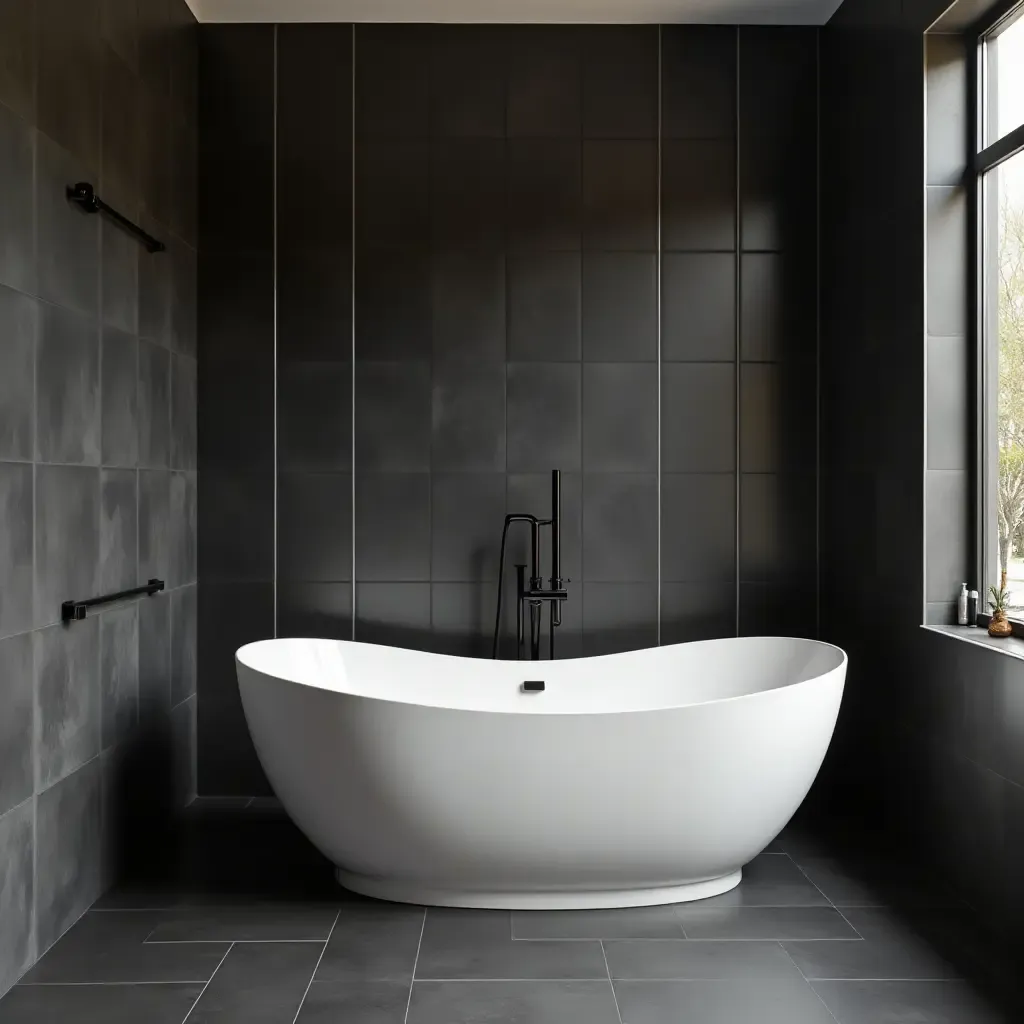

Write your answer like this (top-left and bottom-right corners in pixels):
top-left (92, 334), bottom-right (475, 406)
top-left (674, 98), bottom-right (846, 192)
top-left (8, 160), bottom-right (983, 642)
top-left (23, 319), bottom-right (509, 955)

top-left (0, 0), bottom-right (198, 999)
top-left (197, 23), bottom-right (819, 795)
top-left (820, 0), bottom-right (1024, 951)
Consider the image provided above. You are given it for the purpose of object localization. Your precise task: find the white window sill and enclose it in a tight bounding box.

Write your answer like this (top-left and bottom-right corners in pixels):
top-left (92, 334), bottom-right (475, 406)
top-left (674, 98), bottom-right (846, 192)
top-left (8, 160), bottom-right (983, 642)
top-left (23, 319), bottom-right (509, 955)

top-left (921, 623), bottom-right (1024, 662)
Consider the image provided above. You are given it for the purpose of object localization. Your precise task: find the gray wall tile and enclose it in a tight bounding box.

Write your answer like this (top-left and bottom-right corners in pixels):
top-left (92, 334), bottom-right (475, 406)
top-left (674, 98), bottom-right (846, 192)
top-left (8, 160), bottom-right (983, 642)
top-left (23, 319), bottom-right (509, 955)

top-left (582, 581), bottom-right (657, 654)
top-left (0, 462), bottom-right (33, 638)
top-left (138, 340), bottom-right (170, 469)
top-left (169, 470), bottom-right (196, 589)
top-left (35, 757), bottom-right (104, 954)
top-left (171, 692), bottom-right (197, 806)
top-left (662, 473), bottom-right (736, 582)
top-left (431, 474), bottom-right (507, 581)
top-left (355, 362), bottom-right (430, 472)
top-left (279, 361), bottom-right (352, 471)
top-left (0, 800), bottom-right (35, 995)
top-left (0, 0), bottom-right (36, 122)
top-left (662, 363), bottom-right (736, 472)
top-left (36, 302), bottom-right (100, 465)
top-left (925, 469), bottom-right (970, 603)
top-left (99, 469), bottom-right (137, 594)
top-left (662, 254), bottom-right (735, 362)
top-left (100, 215), bottom-right (138, 335)
top-left (0, 103), bottom-right (35, 296)
top-left (355, 473), bottom-right (431, 582)
top-left (35, 465), bottom-right (99, 628)
top-left (100, 327), bottom-right (138, 467)
top-left (507, 252), bottom-right (581, 361)
top-left (582, 363), bottom-right (658, 473)
top-left (662, 582), bottom-right (736, 644)
top-left (35, 617), bottom-right (100, 788)
top-left (432, 363), bottom-right (507, 472)
top-left (926, 335), bottom-right (969, 471)
top-left (138, 468), bottom-right (171, 585)
top-left (582, 252), bottom-right (657, 361)
top-left (170, 584), bottom-right (197, 706)
top-left (99, 604), bottom-right (137, 750)
top-left (0, 633), bottom-right (33, 816)
top-left (139, 588), bottom-right (171, 721)
top-left (926, 185), bottom-right (966, 338)
top-left (583, 474), bottom-right (658, 582)
top-left (170, 352), bottom-right (197, 471)
top-left (278, 472), bottom-right (352, 583)
top-left (0, 287), bottom-right (36, 461)
top-left (507, 362), bottom-right (582, 473)
top-left (431, 250), bottom-right (506, 362)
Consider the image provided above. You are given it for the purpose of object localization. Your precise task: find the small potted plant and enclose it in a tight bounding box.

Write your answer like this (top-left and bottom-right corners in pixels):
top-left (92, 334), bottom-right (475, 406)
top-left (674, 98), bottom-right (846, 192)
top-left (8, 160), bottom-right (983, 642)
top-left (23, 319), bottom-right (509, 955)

top-left (989, 569), bottom-right (1013, 637)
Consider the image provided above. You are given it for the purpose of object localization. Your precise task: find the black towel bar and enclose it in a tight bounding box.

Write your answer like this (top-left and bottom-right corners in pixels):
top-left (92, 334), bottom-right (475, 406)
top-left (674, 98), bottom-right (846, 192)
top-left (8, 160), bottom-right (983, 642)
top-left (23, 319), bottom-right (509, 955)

top-left (62, 579), bottom-right (165, 623)
top-left (65, 182), bottom-right (166, 253)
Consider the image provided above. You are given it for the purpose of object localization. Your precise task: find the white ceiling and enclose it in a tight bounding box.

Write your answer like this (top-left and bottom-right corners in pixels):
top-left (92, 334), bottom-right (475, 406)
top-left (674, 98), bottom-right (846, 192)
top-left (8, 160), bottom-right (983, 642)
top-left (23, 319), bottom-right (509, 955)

top-left (186, 0), bottom-right (845, 26)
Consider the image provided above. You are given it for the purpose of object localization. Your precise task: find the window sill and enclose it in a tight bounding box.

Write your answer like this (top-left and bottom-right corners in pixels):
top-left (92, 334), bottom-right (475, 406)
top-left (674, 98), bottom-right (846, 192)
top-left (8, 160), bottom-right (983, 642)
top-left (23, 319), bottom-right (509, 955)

top-left (921, 623), bottom-right (1024, 662)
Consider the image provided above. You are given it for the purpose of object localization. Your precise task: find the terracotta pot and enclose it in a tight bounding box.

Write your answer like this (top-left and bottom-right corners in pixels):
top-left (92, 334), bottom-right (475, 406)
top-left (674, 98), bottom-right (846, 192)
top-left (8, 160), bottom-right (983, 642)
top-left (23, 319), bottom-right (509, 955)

top-left (988, 611), bottom-right (1012, 637)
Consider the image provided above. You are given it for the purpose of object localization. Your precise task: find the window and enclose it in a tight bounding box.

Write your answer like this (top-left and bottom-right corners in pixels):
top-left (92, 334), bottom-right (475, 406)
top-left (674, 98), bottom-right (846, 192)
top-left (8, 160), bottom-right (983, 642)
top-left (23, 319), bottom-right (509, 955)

top-left (979, 3), bottom-right (1024, 616)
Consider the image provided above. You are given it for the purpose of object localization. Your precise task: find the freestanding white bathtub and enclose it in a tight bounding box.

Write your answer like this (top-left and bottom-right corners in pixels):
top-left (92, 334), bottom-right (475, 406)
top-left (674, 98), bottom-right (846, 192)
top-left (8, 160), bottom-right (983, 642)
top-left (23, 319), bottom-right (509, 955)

top-left (236, 636), bottom-right (846, 910)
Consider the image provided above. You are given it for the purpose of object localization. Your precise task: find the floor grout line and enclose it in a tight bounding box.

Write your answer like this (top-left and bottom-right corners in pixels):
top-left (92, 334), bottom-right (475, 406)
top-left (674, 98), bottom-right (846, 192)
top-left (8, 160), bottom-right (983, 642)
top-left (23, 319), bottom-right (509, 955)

top-left (403, 910), bottom-right (427, 1023)
top-left (181, 941), bottom-right (233, 1024)
top-left (601, 940), bottom-right (624, 1024)
top-left (145, 938), bottom-right (330, 945)
top-left (290, 909), bottom-right (341, 1024)
top-left (19, 981), bottom-right (218, 987)
top-left (791, 860), bottom-right (865, 940)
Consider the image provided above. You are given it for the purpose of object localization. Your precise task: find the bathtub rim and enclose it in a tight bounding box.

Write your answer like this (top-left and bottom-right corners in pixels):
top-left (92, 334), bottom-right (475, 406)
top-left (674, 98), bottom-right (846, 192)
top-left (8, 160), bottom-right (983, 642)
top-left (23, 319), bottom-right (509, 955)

top-left (236, 634), bottom-right (847, 718)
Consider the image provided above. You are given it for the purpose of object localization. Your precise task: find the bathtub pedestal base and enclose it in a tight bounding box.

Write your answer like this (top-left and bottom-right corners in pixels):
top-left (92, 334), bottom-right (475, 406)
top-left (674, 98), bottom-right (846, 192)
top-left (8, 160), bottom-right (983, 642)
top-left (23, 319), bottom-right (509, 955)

top-left (335, 868), bottom-right (743, 910)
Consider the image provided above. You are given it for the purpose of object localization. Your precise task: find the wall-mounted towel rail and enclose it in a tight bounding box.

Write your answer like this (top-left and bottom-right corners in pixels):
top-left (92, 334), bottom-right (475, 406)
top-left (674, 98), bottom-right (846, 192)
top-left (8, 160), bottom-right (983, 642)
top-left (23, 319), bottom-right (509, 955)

top-left (62, 579), bottom-right (165, 623)
top-left (65, 182), bottom-right (166, 253)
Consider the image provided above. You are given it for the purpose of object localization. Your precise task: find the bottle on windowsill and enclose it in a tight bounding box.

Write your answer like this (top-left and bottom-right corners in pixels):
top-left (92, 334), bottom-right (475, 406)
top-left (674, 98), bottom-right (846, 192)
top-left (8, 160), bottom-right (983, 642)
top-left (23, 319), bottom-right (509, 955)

top-left (957, 583), bottom-right (968, 626)
top-left (967, 589), bottom-right (978, 626)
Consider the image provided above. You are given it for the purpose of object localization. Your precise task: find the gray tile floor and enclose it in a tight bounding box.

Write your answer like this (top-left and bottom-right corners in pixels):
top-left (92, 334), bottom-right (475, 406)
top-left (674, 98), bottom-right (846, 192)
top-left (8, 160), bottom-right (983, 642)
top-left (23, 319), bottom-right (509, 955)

top-left (0, 805), bottom-right (1014, 1023)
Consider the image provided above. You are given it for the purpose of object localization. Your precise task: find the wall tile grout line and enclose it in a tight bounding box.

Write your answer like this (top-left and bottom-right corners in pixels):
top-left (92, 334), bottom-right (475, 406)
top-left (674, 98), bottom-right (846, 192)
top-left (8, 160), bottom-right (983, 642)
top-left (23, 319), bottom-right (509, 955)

top-left (272, 22), bottom-right (279, 639)
top-left (656, 23), bottom-right (663, 648)
top-left (290, 908), bottom-right (341, 1024)
top-left (351, 22), bottom-right (357, 642)
top-left (600, 940), bottom-right (624, 1023)
top-left (403, 908), bottom-right (427, 1023)
top-left (180, 941), bottom-right (234, 1024)
top-left (734, 26), bottom-right (743, 638)
top-left (815, 28), bottom-right (822, 640)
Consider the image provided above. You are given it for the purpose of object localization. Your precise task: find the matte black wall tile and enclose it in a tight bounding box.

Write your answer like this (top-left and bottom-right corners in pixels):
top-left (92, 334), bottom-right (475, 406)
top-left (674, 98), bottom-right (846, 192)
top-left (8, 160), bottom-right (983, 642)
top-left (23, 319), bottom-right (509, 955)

top-left (661, 363), bottom-right (736, 473)
top-left (36, 132), bottom-right (100, 316)
top-left (137, 0), bottom-right (171, 98)
top-left (99, 468), bottom-right (137, 593)
top-left (0, 799), bottom-right (33, 994)
top-left (740, 362), bottom-right (816, 473)
top-left (739, 581), bottom-right (815, 638)
top-left (741, 253), bottom-right (816, 362)
top-left (0, 462), bottom-right (33, 639)
top-left (35, 465), bottom-right (99, 628)
top-left (431, 581), bottom-right (501, 658)
top-left (0, 105), bottom-right (34, 298)
top-left (169, 470), bottom-right (196, 588)
top-left (99, 603), bottom-right (138, 750)
top-left (581, 26), bottom-right (657, 139)
top-left (739, 27), bottom-right (817, 142)
top-left (140, 90), bottom-right (173, 228)
top-left (171, 692), bottom-right (197, 806)
top-left (431, 473), bottom-right (506, 581)
top-left (198, 471), bottom-right (274, 582)
top-left (662, 253), bottom-right (736, 361)
top-left (662, 473), bottom-right (736, 582)
top-left (0, 632), bottom-right (33, 816)
top-left (278, 245), bottom-right (353, 362)
top-left (138, 468), bottom-right (171, 584)
top-left (0, 286), bottom-right (36, 461)
top-left (583, 474), bottom-right (657, 582)
top-left (740, 133), bottom-right (816, 254)
top-left (170, 352), bottom-right (197, 471)
top-left (661, 26), bottom-right (737, 140)
top-left (356, 583), bottom-right (432, 648)
top-left (198, 249), bottom-right (274, 360)
top-left (662, 582), bottom-right (736, 645)
top-left (279, 361), bottom-right (352, 472)
top-left (35, 617), bottom-right (100, 788)
top-left (432, 362), bottom-right (507, 472)
top-left (276, 25), bottom-right (352, 243)
top-left (739, 472), bottom-right (816, 584)
top-left (101, 214), bottom-right (138, 336)
top-left (662, 141), bottom-right (736, 252)
top-left (36, 0), bottom-right (102, 168)
top-left (278, 472), bottom-right (353, 583)
top-left (355, 361), bottom-right (431, 472)
top-left (36, 302), bottom-right (100, 466)
top-left (278, 582), bottom-right (352, 641)
top-left (430, 27), bottom-right (506, 138)
top-left (507, 362), bottom-right (582, 473)
top-left (356, 142), bottom-right (431, 248)
top-left (198, 580), bottom-right (273, 794)
top-left (926, 185), bottom-right (967, 337)
top-left (138, 567), bottom-right (170, 719)
top-left (582, 582), bottom-right (657, 655)
top-left (355, 25), bottom-right (431, 138)
top-left (506, 26), bottom-right (581, 138)
top-left (355, 473), bottom-right (431, 582)
top-left (582, 252), bottom-right (657, 361)
top-left (198, 355), bottom-right (274, 471)
top-left (199, 25), bottom-right (274, 252)
top-left (35, 757), bottom-right (103, 955)
top-left (170, 583), bottom-right (197, 706)
top-left (927, 335), bottom-right (969, 471)
top-left (0, 0), bottom-right (36, 122)
top-left (138, 213), bottom-right (172, 346)
top-left (431, 141), bottom-right (506, 249)
top-left (100, 42), bottom-right (139, 197)
top-left (507, 141), bottom-right (581, 252)
top-left (582, 363), bottom-right (657, 473)
top-left (582, 141), bottom-right (657, 251)
top-left (138, 339), bottom-right (170, 468)
top-left (356, 247), bottom-right (431, 360)
top-left (432, 249), bottom-right (506, 362)
top-left (507, 251), bottom-right (581, 361)
top-left (507, 472), bottom-right (582, 582)
top-left (170, 120), bottom-right (199, 248)
top-left (170, 238), bottom-right (198, 357)
top-left (926, 469), bottom-right (969, 603)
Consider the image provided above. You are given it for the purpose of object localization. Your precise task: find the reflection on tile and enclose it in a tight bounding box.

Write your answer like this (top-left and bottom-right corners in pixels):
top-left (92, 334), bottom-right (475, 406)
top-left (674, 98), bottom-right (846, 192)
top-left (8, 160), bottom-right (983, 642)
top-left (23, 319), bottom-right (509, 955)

top-left (674, 906), bottom-right (859, 940)
top-left (314, 903), bottom-right (423, 983)
top-left (604, 939), bottom-right (802, 980)
top-left (408, 980), bottom-right (620, 1024)
top-left (812, 979), bottom-right (1004, 1024)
